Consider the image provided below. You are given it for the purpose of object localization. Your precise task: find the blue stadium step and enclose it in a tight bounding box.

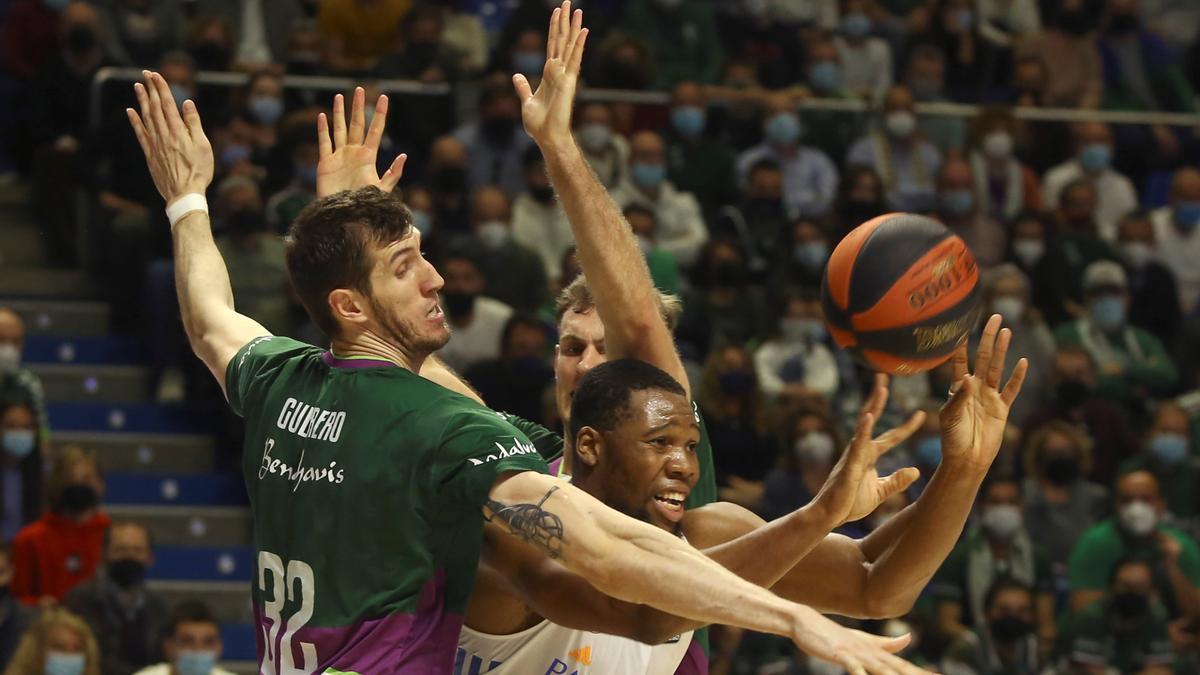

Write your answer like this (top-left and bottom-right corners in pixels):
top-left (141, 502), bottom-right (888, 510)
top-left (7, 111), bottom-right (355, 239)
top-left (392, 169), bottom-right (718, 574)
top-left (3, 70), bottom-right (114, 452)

top-left (221, 623), bottom-right (257, 662)
top-left (150, 580), bottom-right (252, 624)
top-left (105, 472), bottom-right (248, 507)
top-left (31, 364), bottom-right (153, 403)
top-left (147, 545), bottom-right (255, 583)
top-left (107, 504), bottom-right (251, 548)
top-left (4, 299), bottom-right (109, 336)
top-left (47, 402), bottom-right (206, 434)
top-left (23, 335), bottom-right (148, 365)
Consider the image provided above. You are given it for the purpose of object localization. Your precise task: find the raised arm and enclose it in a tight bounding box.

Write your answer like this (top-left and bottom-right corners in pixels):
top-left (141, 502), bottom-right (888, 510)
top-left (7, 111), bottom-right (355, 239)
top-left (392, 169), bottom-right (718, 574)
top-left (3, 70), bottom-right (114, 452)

top-left (485, 470), bottom-right (929, 674)
top-left (514, 3), bottom-right (688, 393)
top-left (126, 71), bottom-right (268, 391)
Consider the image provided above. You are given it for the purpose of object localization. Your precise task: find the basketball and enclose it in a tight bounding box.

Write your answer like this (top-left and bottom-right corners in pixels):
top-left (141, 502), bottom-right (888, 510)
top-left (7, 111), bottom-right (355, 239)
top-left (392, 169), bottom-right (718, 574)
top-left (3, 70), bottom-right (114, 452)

top-left (820, 213), bottom-right (983, 375)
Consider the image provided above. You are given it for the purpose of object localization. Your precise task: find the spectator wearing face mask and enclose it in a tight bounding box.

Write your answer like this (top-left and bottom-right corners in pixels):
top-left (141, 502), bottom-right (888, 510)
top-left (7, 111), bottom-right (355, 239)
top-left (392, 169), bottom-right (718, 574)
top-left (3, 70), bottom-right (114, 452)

top-left (190, 0), bottom-right (304, 69)
top-left (1069, 471), bottom-right (1200, 620)
top-left (451, 80), bottom-right (531, 197)
top-left (375, 7), bottom-right (462, 82)
top-left (696, 344), bottom-right (778, 495)
top-left (904, 411), bottom-right (944, 501)
top-left (96, 0), bottom-right (184, 68)
top-left (456, 186), bottom-right (547, 313)
top-left (612, 130), bottom-right (708, 269)
top-left (753, 290), bottom-right (840, 402)
top-left (846, 85), bottom-right (942, 213)
top-left (435, 249), bottom-right (513, 374)
top-left (932, 477), bottom-right (1056, 651)
top-left (213, 176), bottom-right (292, 336)
top-left (664, 82), bottom-right (737, 213)
top-left (1013, 0), bottom-right (1103, 108)
top-left (464, 314), bottom-right (553, 424)
top-left (1003, 213), bottom-right (1075, 327)
top-left (132, 602), bottom-right (232, 675)
top-left (64, 522), bottom-right (167, 675)
top-left (975, 265), bottom-right (1054, 426)
top-left (1149, 167), bottom-right (1200, 313)
top-left (2, 608), bottom-right (100, 675)
top-left (902, 44), bottom-right (966, 153)
top-left (966, 107), bottom-right (1042, 224)
top-left (756, 408), bottom-right (843, 521)
top-left (771, 218), bottom-right (831, 293)
top-left (266, 126), bottom-right (319, 235)
top-left (0, 310), bottom-right (47, 445)
top-left (573, 102), bottom-right (629, 190)
top-left (624, 206), bottom-right (679, 296)
top-left (0, 403), bottom-right (43, 545)
top-left (716, 160), bottom-right (788, 271)
top-left (620, 0), bottom-right (724, 88)
top-left (11, 446), bottom-right (108, 605)
top-left (736, 95), bottom-right (839, 219)
top-left (796, 36), bottom-right (862, 163)
top-left (1114, 211), bottom-right (1182, 349)
top-left (0, 543), bottom-right (35, 667)
top-left (715, 1), bottom-right (806, 89)
top-left (1052, 180), bottom-right (1118, 295)
top-left (1054, 261), bottom-right (1177, 406)
top-left (511, 146), bottom-right (573, 284)
top-left (1019, 422), bottom-right (1110, 568)
top-left (935, 158), bottom-right (1008, 268)
top-left (834, 0), bottom-right (893, 103)
top-left (1042, 121), bottom-right (1138, 242)
top-left (676, 239), bottom-right (771, 361)
top-left (1117, 402), bottom-right (1199, 521)
top-left (1059, 559), bottom-right (1177, 672)
top-left (425, 135), bottom-right (471, 234)
top-left (831, 166), bottom-right (888, 242)
top-left (940, 579), bottom-right (1044, 675)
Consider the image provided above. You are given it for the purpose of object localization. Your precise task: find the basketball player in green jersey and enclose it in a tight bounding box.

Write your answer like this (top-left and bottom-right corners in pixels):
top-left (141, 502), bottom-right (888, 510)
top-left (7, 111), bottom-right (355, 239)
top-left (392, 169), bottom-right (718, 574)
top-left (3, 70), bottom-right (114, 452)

top-left (124, 15), bottom-right (933, 673)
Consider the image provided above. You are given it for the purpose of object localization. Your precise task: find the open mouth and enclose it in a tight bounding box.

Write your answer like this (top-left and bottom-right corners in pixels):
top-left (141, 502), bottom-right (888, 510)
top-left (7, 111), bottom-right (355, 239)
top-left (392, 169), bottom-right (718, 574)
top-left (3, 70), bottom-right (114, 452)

top-left (427, 304), bottom-right (443, 321)
top-left (652, 491), bottom-right (687, 522)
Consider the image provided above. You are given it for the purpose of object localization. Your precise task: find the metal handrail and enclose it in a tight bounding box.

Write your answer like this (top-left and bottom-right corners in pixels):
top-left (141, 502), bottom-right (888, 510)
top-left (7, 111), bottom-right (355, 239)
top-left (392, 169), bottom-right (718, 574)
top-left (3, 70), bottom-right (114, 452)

top-left (91, 66), bottom-right (1200, 131)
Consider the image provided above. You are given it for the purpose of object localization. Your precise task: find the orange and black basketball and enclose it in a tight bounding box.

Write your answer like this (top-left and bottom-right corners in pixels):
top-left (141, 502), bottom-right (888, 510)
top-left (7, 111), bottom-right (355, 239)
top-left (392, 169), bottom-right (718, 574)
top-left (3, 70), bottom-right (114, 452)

top-left (820, 213), bottom-right (983, 375)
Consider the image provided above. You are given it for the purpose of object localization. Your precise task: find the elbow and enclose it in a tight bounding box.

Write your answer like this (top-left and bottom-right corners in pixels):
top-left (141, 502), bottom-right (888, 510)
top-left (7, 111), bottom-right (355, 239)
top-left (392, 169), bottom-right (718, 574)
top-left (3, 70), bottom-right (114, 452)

top-left (631, 619), bottom-right (687, 646)
top-left (862, 592), bottom-right (917, 620)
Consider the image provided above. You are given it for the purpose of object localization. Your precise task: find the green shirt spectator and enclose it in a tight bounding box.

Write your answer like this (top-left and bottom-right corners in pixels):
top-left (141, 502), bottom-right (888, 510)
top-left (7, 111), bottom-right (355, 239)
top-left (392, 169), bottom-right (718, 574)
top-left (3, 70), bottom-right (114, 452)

top-left (621, 0), bottom-right (724, 88)
top-left (624, 204), bottom-right (680, 296)
top-left (798, 36), bottom-right (866, 163)
top-left (1117, 400), bottom-right (1200, 519)
top-left (664, 83), bottom-right (737, 214)
top-left (216, 233), bottom-right (291, 337)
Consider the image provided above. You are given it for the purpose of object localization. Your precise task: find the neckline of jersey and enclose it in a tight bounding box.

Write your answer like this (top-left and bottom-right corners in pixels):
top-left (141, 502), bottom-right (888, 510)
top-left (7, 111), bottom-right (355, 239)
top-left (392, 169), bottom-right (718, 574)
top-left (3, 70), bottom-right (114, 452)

top-left (323, 350), bottom-right (404, 370)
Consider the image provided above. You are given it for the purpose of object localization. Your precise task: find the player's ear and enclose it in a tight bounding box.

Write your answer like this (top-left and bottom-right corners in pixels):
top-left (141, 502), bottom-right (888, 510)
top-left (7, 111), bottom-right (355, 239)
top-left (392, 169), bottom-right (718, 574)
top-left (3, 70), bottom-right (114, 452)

top-left (329, 288), bottom-right (368, 328)
top-left (575, 426), bottom-right (603, 468)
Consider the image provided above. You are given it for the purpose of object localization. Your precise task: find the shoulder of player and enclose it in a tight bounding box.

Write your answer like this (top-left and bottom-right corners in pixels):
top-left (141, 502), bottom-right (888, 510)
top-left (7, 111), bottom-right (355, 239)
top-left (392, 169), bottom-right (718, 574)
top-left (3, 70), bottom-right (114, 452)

top-left (681, 501), bottom-right (764, 549)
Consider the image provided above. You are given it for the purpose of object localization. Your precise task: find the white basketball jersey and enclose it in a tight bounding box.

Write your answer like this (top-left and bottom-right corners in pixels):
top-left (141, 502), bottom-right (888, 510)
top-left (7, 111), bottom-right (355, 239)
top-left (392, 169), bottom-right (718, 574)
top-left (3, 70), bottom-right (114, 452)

top-left (455, 620), bottom-right (693, 675)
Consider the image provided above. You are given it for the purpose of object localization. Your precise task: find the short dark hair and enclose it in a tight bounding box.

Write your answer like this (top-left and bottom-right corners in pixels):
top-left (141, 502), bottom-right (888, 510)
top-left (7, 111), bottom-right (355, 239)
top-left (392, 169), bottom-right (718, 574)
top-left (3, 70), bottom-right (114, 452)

top-left (984, 578), bottom-right (1033, 611)
top-left (165, 601), bottom-right (218, 638)
top-left (569, 359), bottom-right (686, 441)
top-left (285, 187), bottom-right (413, 337)
top-left (500, 313), bottom-right (549, 354)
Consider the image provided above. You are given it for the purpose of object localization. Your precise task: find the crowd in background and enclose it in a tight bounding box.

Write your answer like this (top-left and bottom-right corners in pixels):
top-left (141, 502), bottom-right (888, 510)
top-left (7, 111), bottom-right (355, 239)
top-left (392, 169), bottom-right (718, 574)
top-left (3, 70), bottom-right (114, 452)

top-left (2, 0), bottom-right (1200, 673)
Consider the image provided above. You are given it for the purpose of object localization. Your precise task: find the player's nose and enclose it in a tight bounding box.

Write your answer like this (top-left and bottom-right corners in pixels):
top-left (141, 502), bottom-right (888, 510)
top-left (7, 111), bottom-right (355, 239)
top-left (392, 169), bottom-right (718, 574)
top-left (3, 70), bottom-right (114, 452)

top-left (423, 260), bottom-right (445, 294)
top-left (577, 346), bottom-right (603, 373)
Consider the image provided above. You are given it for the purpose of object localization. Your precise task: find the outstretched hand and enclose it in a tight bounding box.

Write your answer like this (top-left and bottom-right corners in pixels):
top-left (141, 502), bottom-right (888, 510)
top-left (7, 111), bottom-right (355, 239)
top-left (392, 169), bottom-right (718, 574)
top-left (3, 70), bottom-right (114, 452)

top-left (939, 314), bottom-right (1028, 473)
top-left (126, 70), bottom-right (213, 206)
top-left (813, 374), bottom-right (924, 526)
top-left (316, 87), bottom-right (406, 198)
top-left (513, 1), bottom-right (588, 150)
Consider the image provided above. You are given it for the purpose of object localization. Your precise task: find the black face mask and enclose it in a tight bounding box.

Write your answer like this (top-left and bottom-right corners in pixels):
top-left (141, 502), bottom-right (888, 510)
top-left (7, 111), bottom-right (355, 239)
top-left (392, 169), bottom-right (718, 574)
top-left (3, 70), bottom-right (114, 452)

top-left (432, 166), bottom-right (467, 194)
top-left (108, 559), bottom-right (146, 589)
top-left (441, 291), bottom-right (476, 317)
top-left (1056, 379), bottom-right (1091, 408)
top-left (226, 209), bottom-right (266, 237)
top-left (989, 615), bottom-right (1032, 643)
top-left (1042, 455), bottom-right (1080, 485)
top-left (189, 42), bottom-right (231, 71)
top-left (480, 116), bottom-right (516, 145)
top-left (1108, 13), bottom-right (1141, 34)
top-left (1112, 591), bottom-right (1149, 619)
top-left (58, 483), bottom-right (99, 514)
top-left (65, 26), bottom-right (98, 55)
top-left (406, 42), bottom-right (439, 69)
top-left (1057, 10), bottom-right (1092, 35)
top-left (529, 184), bottom-right (555, 203)
top-left (711, 261), bottom-right (748, 288)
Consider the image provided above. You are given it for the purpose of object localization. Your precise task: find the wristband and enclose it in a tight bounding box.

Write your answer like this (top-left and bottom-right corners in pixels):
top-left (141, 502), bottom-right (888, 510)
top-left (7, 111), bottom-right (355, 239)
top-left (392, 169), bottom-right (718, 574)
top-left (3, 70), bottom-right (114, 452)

top-left (166, 193), bottom-right (208, 226)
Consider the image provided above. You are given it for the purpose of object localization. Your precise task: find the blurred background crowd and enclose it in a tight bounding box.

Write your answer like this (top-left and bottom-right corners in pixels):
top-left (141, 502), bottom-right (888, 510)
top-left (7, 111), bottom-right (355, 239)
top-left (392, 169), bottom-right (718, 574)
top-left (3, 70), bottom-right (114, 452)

top-left (1, 0), bottom-right (1200, 673)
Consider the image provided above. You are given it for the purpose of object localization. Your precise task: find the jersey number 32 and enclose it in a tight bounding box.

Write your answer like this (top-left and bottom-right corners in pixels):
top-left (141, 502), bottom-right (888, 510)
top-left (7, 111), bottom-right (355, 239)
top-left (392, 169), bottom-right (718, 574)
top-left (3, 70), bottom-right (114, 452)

top-left (259, 551), bottom-right (318, 674)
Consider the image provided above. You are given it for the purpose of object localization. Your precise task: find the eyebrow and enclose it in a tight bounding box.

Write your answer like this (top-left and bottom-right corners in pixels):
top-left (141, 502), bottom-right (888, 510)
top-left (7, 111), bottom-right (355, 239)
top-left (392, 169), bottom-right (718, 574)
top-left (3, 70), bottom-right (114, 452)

top-left (643, 420), bottom-right (700, 435)
top-left (389, 245), bottom-right (416, 267)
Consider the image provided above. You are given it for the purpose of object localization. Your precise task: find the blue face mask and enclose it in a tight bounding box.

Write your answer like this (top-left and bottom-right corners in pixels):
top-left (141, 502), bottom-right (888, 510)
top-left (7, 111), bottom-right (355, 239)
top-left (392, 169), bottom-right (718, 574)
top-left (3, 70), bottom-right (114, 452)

top-left (670, 106), bottom-right (706, 138)
top-left (220, 143), bottom-right (252, 168)
top-left (1079, 143), bottom-right (1112, 173)
top-left (410, 209), bottom-right (433, 237)
top-left (841, 12), bottom-right (872, 38)
top-left (1174, 202), bottom-right (1200, 231)
top-left (44, 652), bottom-right (85, 675)
top-left (808, 61), bottom-right (841, 93)
top-left (915, 436), bottom-right (942, 467)
top-left (248, 96), bottom-right (283, 125)
top-left (512, 50), bottom-right (546, 76)
top-left (176, 650), bottom-right (217, 675)
top-left (2, 430), bottom-right (35, 459)
top-left (940, 189), bottom-right (975, 216)
top-left (631, 162), bottom-right (666, 189)
top-left (764, 112), bottom-right (802, 146)
top-left (1090, 295), bottom-right (1126, 331)
top-left (1150, 433), bottom-right (1189, 465)
top-left (793, 241), bottom-right (829, 271)
top-left (169, 84), bottom-right (191, 111)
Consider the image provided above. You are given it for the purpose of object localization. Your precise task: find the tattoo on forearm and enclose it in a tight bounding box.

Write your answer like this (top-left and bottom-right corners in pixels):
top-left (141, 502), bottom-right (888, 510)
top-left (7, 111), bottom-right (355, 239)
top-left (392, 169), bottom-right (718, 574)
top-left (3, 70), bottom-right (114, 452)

top-left (486, 487), bottom-right (567, 560)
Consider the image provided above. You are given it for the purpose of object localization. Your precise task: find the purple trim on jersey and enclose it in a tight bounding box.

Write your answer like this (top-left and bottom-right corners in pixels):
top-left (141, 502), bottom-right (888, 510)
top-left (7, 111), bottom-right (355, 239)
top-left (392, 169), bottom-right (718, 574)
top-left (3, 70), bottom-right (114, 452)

top-left (673, 638), bottom-right (709, 675)
top-left (255, 569), bottom-right (464, 673)
top-left (547, 456), bottom-right (563, 477)
top-left (322, 352), bottom-right (399, 370)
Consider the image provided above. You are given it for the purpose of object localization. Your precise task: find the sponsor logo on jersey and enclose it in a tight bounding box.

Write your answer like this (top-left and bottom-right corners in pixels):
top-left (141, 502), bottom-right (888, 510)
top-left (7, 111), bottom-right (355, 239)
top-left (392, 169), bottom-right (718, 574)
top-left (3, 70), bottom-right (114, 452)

top-left (259, 438), bottom-right (345, 489)
top-left (567, 646), bottom-right (592, 665)
top-left (466, 437), bottom-right (539, 467)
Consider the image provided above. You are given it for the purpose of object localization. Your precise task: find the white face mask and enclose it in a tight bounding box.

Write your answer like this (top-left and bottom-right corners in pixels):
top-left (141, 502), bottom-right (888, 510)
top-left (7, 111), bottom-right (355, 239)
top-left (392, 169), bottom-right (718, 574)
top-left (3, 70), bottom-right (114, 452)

top-left (982, 130), bottom-right (1013, 159)
top-left (1120, 241), bottom-right (1154, 269)
top-left (1119, 500), bottom-right (1158, 537)
top-left (991, 296), bottom-right (1025, 324)
top-left (794, 432), bottom-right (836, 465)
top-left (981, 504), bottom-right (1023, 540)
top-left (0, 343), bottom-right (18, 374)
top-left (477, 220), bottom-right (510, 250)
top-left (885, 110), bottom-right (917, 139)
top-left (1012, 239), bottom-right (1045, 267)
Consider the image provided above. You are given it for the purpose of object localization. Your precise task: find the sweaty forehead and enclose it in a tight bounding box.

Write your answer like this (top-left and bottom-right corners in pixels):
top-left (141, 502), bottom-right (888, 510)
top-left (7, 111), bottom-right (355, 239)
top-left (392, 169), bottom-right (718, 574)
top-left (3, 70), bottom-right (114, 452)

top-left (625, 389), bottom-right (696, 433)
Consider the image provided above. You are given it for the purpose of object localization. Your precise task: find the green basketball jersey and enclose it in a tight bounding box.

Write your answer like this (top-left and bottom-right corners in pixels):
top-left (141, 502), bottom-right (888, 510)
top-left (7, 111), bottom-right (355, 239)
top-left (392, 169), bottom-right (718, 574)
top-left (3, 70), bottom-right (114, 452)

top-left (225, 336), bottom-right (547, 674)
